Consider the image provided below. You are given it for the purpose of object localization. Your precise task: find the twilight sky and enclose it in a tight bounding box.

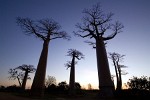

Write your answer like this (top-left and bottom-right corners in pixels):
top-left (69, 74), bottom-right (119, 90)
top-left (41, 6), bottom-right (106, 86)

top-left (0, 0), bottom-right (150, 89)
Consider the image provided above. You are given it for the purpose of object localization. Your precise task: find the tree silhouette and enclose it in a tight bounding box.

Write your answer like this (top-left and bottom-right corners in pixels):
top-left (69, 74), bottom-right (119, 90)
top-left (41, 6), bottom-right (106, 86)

top-left (57, 81), bottom-right (69, 92)
top-left (75, 82), bottom-right (81, 90)
top-left (65, 49), bottom-right (84, 95)
top-left (127, 76), bottom-right (150, 90)
top-left (17, 17), bottom-right (70, 96)
top-left (16, 64), bottom-right (36, 90)
top-left (8, 64), bottom-right (35, 90)
top-left (8, 68), bottom-right (23, 87)
top-left (109, 52), bottom-right (128, 91)
top-left (45, 75), bottom-right (57, 88)
top-left (74, 3), bottom-right (124, 97)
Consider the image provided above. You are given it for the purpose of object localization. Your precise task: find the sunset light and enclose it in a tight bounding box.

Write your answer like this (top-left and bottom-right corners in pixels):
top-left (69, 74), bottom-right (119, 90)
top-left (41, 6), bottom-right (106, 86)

top-left (0, 0), bottom-right (150, 99)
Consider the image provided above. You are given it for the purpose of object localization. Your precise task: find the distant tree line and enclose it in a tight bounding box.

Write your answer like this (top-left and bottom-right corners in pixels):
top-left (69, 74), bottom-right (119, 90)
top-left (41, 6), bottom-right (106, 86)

top-left (115, 76), bottom-right (150, 99)
top-left (127, 76), bottom-right (150, 90)
top-left (44, 75), bottom-right (82, 94)
top-left (2, 75), bottom-right (82, 94)
top-left (4, 75), bottom-right (150, 92)
top-left (45, 81), bottom-right (82, 94)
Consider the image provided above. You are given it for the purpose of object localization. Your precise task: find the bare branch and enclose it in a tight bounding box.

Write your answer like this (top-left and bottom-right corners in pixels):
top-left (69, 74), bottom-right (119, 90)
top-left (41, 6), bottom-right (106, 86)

top-left (50, 31), bottom-right (71, 40)
top-left (84, 40), bottom-right (96, 48)
top-left (67, 49), bottom-right (84, 60)
top-left (17, 17), bottom-right (71, 41)
top-left (45, 75), bottom-right (57, 87)
top-left (74, 23), bottom-right (96, 39)
top-left (75, 32), bottom-right (91, 38)
top-left (65, 61), bottom-right (77, 70)
top-left (75, 3), bottom-right (123, 42)
top-left (16, 64), bottom-right (36, 73)
top-left (16, 17), bottom-right (46, 40)
top-left (109, 52), bottom-right (128, 75)
top-left (103, 21), bottom-right (124, 40)
top-left (8, 68), bottom-right (23, 86)
top-left (65, 61), bottom-right (72, 70)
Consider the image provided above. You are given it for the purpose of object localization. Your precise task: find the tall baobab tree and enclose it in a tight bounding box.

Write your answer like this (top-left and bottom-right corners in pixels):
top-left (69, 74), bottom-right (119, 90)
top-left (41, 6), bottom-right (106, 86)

top-left (17, 17), bottom-right (70, 96)
top-left (17, 64), bottom-right (36, 90)
top-left (109, 52), bottom-right (128, 91)
top-left (74, 3), bottom-right (124, 97)
top-left (65, 49), bottom-right (84, 95)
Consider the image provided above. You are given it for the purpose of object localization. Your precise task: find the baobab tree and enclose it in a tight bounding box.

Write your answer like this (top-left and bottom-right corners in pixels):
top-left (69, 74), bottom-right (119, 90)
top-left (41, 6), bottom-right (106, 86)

top-left (65, 49), bottom-right (84, 95)
top-left (74, 3), bottom-right (124, 97)
top-left (8, 64), bottom-right (35, 90)
top-left (17, 64), bottom-right (36, 90)
top-left (109, 52), bottom-right (128, 91)
top-left (17, 17), bottom-right (70, 96)
top-left (8, 68), bottom-right (24, 87)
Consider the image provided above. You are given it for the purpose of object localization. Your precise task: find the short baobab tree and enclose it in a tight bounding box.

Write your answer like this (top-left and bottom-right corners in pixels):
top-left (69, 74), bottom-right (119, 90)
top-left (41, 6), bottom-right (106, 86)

top-left (8, 64), bottom-right (36, 90)
top-left (65, 49), bottom-right (84, 95)
top-left (8, 68), bottom-right (24, 87)
top-left (17, 17), bottom-right (70, 96)
top-left (74, 3), bottom-right (124, 97)
top-left (17, 64), bottom-right (36, 90)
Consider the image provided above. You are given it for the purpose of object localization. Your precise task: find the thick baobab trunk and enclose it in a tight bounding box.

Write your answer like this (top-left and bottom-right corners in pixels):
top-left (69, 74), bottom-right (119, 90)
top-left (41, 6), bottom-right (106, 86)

top-left (96, 37), bottom-right (114, 97)
top-left (22, 71), bottom-right (28, 90)
top-left (69, 56), bottom-right (75, 95)
top-left (31, 40), bottom-right (49, 97)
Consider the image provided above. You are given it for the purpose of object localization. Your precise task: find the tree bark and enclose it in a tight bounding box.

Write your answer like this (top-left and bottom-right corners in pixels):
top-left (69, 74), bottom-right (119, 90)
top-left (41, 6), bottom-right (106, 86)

top-left (113, 60), bottom-right (120, 90)
top-left (118, 66), bottom-right (122, 91)
top-left (22, 71), bottom-right (28, 90)
top-left (17, 76), bottom-right (22, 87)
top-left (95, 37), bottom-right (114, 97)
top-left (69, 56), bottom-right (75, 95)
top-left (31, 40), bottom-right (49, 97)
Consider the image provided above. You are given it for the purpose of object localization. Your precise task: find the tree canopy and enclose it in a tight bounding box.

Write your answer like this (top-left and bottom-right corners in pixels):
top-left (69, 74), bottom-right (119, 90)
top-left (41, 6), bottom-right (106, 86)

top-left (16, 17), bottom-right (71, 41)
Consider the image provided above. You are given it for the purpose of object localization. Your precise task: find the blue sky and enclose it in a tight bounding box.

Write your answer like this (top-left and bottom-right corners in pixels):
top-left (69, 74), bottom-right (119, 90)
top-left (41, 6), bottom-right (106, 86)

top-left (0, 0), bottom-right (150, 89)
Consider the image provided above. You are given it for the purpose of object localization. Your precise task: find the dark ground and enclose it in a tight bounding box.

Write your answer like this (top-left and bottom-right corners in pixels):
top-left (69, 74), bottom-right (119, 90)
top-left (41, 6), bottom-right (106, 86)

top-left (0, 92), bottom-right (117, 100)
top-left (0, 89), bottom-right (150, 100)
